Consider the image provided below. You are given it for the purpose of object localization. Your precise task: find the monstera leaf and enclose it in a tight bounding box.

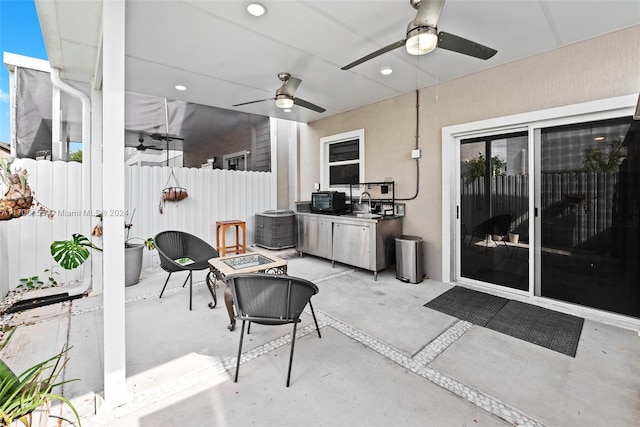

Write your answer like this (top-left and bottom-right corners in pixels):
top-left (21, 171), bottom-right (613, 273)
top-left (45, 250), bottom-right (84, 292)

top-left (51, 233), bottom-right (102, 270)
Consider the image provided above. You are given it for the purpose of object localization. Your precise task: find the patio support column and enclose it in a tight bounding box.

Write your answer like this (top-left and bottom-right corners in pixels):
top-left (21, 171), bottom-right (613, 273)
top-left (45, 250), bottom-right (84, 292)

top-left (269, 118), bottom-right (280, 208)
top-left (90, 88), bottom-right (104, 295)
top-left (101, 0), bottom-right (129, 406)
top-left (287, 121), bottom-right (298, 210)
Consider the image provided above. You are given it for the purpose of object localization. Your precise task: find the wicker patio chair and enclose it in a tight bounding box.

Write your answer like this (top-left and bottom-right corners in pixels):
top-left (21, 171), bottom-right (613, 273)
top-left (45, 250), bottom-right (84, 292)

top-left (155, 230), bottom-right (219, 310)
top-left (467, 214), bottom-right (512, 253)
top-left (225, 273), bottom-right (321, 387)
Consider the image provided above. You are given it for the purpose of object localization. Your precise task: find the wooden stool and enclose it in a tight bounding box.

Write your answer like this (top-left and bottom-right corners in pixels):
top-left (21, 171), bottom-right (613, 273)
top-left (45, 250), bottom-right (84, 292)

top-left (215, 220), bottom-right (247, 256)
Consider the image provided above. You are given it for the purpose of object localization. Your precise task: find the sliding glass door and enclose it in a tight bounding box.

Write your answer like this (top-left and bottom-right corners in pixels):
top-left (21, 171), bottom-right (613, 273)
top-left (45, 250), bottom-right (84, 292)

top-left (538, 117), bottom-right (639, 317)
top-left (459, 131), bottom-right (529, 291)
top-left (455, 113), bottom-right (640, 319)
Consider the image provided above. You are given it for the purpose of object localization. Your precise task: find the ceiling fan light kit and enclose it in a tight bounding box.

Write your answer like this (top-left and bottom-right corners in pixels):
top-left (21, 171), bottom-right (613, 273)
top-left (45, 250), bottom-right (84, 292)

top-left (275, 95), bottom-right (294, 109)
top-left (405, 26), bottom-right (438, 55)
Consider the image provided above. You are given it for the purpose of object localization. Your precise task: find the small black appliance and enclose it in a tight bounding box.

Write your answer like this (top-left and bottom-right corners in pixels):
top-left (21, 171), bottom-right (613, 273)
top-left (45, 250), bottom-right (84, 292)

top-left (310, 191), bottom-right (347, 214)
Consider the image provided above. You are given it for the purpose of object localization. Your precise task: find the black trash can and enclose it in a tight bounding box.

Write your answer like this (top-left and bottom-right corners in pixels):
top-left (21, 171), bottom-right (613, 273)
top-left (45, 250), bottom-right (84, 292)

top-left (395, 235), bottom-right (424, 284)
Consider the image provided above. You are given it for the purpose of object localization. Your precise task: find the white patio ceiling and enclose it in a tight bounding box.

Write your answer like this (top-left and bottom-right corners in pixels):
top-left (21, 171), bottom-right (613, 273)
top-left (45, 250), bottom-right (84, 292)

top-left (35, 0), bottom-right (640, 125)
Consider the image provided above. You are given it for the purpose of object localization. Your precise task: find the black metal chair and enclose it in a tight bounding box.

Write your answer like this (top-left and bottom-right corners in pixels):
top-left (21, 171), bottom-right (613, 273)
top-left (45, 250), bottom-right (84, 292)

top-left (154, 230), bottom-right (219, 310)
top-left (225, 273), bottom-right (321, 387)
top-left (467, 214), bottom-right (512, 253)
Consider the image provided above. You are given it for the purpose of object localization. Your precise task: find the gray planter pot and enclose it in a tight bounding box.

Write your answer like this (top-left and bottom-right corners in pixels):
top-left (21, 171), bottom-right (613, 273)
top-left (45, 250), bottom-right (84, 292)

top-left (125, 244), bottom-right (144, 287)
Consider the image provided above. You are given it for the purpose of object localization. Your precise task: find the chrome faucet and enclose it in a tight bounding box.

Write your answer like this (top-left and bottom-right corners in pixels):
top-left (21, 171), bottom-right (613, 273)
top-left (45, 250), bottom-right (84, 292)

top-left (359, 191), bottom-right (372, 213)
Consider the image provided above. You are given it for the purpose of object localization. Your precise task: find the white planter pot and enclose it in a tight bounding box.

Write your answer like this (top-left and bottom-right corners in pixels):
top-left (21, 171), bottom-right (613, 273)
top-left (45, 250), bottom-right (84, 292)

top-left (508, 232), bottom-right (520, 244)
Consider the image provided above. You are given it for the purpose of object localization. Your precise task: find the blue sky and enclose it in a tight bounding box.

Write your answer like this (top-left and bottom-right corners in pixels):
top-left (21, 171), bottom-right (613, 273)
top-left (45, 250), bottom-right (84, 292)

top-left (0, 0), bottom-right (48, 144)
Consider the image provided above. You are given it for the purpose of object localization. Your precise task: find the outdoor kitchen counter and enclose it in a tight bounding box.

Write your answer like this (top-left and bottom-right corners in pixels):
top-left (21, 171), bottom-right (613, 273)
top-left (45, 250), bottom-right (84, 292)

top-left (296, 212), bottom-right (403, 279)
top-left (295, 211), bottom-right (403, 221)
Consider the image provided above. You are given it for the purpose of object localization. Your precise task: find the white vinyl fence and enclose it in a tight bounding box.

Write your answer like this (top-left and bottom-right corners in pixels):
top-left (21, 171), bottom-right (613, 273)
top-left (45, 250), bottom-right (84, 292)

top-left (0, 159), bottom-right (275, 297)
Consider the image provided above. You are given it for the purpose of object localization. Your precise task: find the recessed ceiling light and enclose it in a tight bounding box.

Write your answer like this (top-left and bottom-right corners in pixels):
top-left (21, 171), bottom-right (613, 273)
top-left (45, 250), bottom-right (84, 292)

top-left (175, 85), bottom-right (187, 91)
top-left (283, 108), bottom-right (292, 113)
top-left (380, 67), bottom-right (393, 75)
top-left (247, 3), bottom-right (266, 17)
top-left (594, 136), bottom-right (605, 141)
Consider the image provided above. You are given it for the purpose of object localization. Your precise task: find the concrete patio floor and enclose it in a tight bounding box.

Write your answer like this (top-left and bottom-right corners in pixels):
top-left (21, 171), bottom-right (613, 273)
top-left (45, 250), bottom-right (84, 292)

top-left (1, 247), bottom-right (639, 426)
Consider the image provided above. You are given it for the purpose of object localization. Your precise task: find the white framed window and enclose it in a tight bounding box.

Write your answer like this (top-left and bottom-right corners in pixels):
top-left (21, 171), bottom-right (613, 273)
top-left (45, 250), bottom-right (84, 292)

top-left (223, 150), bottom-right (248, 171)
top-left (320, 128), bottom-right (365, 191)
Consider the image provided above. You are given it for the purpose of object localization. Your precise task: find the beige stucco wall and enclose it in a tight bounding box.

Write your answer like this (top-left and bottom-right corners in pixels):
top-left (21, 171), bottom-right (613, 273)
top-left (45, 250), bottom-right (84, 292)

top-left (299, 25), bottom-right (640, 281)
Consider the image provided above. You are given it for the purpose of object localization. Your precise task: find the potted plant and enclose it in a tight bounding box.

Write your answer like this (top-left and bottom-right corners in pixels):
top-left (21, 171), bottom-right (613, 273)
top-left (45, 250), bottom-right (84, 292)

top-left (0, 157), bottom-right (55, 222)
top-left (88, 213), bottom-right (155, 286)
top-left (51, 212), bottom-right (154, 286)
top-left (0, 156), bottom-right (32, 221)
top-left (0, 328), bottom-right (81, 427)
top-left (508, 229), bottom-right (520, 244)
top-left (123, 230), bottom-right (155, 287)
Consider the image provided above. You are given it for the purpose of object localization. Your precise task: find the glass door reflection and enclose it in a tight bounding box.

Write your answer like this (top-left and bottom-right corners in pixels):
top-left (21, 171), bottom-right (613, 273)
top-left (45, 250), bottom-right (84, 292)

top-left (460, 131), bottom-right (529, 291)
top-left (538, 117), bottom-right (639, 317)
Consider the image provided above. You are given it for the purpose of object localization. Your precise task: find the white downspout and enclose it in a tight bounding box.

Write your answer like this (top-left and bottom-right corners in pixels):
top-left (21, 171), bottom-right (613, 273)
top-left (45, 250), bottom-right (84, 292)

top-left (50, 68), bottom-right (93, 295)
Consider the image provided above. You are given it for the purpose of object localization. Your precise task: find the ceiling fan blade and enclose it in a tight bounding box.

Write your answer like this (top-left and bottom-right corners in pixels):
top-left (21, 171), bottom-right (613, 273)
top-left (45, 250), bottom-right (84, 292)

top-left (294, 98), bottom-right (326, 113)
top-left (437, 31), bottom-right (497, 60)
top-left (278, 77), bottom-right (302, 97)
top-left (232, 98), bottom-right (274, 107)
top-left (414, 0), bottom-right (446, 28)
top-left (136, 141), bottom-right (164, 151)
top-left (150, 132), bottom-right (185, 141)
top-left (341, 39), bottom-right (406, 70)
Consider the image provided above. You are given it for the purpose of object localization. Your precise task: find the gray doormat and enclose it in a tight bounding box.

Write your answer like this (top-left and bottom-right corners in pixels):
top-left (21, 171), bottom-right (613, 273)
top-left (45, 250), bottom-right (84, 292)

top-left (424, 287), bottom-right (584, 357)
top-left (485, 300), bottom-right (584, 357)
top-left (424, 286), bottom-right (508, 326)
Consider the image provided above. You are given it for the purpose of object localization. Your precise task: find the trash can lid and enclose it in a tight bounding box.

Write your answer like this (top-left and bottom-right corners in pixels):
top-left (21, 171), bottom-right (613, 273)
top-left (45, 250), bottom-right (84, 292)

top-left (395, 235), bottom-right (423, 242)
